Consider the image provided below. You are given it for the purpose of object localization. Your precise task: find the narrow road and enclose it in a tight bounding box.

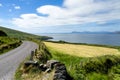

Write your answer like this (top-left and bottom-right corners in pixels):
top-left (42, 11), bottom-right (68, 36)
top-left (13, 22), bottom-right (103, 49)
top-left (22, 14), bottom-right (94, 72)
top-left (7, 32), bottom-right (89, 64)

top-left (0, 41), bottom-right (38, 80)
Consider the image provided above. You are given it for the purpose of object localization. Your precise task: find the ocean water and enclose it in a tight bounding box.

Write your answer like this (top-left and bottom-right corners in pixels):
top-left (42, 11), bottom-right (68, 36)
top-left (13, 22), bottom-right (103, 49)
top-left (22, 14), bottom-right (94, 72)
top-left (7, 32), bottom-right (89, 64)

top-left (39, 33), bottom-right (120, 46)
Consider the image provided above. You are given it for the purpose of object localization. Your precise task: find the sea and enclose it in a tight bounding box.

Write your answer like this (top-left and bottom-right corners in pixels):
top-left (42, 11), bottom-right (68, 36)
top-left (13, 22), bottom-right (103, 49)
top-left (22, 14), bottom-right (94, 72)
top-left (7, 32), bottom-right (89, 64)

top-left (38, 33), bottom-right (120, 46)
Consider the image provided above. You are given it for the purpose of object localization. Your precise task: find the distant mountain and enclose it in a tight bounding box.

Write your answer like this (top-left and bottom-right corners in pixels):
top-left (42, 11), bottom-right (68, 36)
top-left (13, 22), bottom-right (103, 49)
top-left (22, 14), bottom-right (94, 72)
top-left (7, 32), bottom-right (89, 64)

top-left (0, 26), bottom-right (52, 40)
top-left (71, 31), bottom-right (115, 34)
top-left (115, 31), bottom-right (120, 34)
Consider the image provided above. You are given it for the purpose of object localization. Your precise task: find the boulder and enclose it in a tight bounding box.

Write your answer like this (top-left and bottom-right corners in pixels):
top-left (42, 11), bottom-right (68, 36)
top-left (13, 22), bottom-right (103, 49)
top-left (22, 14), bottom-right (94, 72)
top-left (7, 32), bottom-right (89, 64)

top-left (39, 64), bottom-right (47, 71)
top-left (24, 61), bottom-right (38, 67)
top-left (46, 60), bottom-right (60, 69)
top-left (53, 63), bottom-right (73, 80)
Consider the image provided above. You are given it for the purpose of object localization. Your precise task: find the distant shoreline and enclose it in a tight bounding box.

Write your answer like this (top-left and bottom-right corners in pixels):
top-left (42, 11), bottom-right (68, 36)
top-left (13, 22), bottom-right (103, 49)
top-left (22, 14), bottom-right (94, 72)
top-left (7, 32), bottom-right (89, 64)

top-left (45, 40), bottom-right (120, 48)
top-left (38, 31), bottom-right (120, 34)
top-left (40, 33), bottom-right (120, 46)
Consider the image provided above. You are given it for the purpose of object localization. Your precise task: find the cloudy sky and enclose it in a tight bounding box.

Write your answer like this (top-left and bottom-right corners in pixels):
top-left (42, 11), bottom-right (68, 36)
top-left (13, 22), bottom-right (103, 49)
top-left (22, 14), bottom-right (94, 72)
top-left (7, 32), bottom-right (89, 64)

top-left (0, 0), bottom-right (120, 33)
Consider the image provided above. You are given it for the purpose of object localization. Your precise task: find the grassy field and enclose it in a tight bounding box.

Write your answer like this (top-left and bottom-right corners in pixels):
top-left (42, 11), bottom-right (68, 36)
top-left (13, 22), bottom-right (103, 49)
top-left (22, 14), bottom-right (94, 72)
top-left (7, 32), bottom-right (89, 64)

top-left (44, 42), bottom-right (120, 80)
top-left (44, 42), bottom-right (120, 57)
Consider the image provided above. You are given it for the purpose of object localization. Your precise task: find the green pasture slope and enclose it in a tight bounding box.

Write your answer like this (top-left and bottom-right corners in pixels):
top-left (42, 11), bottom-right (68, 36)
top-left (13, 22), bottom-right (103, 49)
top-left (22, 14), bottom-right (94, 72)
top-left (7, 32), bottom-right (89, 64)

top-left (0, 26), bottom-right (52, 40)
top-left (0, 30), bottom-right (21, 55)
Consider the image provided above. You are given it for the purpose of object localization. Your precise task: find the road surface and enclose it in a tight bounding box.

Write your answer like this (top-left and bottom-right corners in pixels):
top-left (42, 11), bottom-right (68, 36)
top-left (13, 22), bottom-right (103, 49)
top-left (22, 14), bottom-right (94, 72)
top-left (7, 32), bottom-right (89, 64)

top-left (0, 41), bottom-right (38, 80)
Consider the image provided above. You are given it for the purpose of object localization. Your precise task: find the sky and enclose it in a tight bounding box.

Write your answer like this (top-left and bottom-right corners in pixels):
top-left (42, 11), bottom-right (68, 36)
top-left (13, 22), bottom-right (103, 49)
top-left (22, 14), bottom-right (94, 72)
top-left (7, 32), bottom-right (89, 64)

top-left (0, 0), bottom-right (120, 33)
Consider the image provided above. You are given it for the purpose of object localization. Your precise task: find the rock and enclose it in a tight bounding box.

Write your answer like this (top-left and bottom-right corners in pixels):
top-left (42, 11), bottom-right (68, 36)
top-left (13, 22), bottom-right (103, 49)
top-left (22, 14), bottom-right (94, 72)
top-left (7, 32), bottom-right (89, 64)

top-left (39, 64), bottom-right (47, 71)
top-left (53, 63), bottom-right (73, 80)
top-left (46, 60), bottom-right (60, 69)
top-left (24, 61), bottom-right (38, 67)
top-left (45, 68), bottom-right (51, 73)
top-left (53, 63), bottom-right (67, 80)
top-left (29, 51), bottom-right (34, 61)
top-left (54, 73), bottom-right (66, 80)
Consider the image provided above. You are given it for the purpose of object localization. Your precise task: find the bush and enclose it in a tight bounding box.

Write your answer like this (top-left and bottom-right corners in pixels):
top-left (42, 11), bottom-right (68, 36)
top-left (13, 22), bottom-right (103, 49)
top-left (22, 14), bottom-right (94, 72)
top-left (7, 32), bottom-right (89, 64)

top-left (0, 30), bottom-right (7, 36)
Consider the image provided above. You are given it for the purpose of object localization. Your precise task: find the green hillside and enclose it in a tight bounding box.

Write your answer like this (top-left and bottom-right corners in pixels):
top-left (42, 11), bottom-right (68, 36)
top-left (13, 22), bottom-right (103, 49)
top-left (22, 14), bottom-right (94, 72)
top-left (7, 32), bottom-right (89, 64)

top-left (0, 30), bottom-right (7, 36)
top-left (0, 26), bottom-right (52, 40)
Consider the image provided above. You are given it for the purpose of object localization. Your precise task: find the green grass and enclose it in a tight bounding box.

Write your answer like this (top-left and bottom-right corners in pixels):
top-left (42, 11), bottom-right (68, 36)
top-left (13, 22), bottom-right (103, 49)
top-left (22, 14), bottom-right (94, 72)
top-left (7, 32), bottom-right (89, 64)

top-left (46, 46), bottom-right (84, 79)
top-left (0, 37), bottom-right (21, 55)
top-left (45, 44), bottom-right (120, 80)
top-left (46, 40), bottom-right (120, 50)
top-left (0, 26), bottom-right (52, 40)
top-left (87, 73), bottom-right (108, 80)
top-left (44, 42), bottom-right (120, 57)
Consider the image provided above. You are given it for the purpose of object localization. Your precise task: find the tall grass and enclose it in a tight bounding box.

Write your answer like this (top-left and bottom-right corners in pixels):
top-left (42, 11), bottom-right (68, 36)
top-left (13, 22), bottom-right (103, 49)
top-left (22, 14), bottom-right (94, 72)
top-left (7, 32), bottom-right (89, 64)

top-left (46, 47), bottom-right (83, 79)
top-left (45, 42), bottom-right (120, 80)
top-left (44, 42), bottom-right (120, 57)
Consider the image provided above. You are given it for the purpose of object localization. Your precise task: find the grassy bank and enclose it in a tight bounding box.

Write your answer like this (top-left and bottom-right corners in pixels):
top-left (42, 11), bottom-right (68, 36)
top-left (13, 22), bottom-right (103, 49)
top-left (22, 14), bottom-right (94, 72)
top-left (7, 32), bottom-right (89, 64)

top-left (0, 37), bottom-right (21, 55)
top-left (44, 42), bottom-right (120, 80)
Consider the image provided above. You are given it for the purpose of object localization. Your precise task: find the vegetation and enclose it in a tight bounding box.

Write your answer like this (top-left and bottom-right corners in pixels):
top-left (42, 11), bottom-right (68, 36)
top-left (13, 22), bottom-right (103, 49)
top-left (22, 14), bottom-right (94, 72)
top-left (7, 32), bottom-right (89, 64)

top-left (44, 42), bottom-right (120, 57)
top-left (44, 41), bottom-right (120, 80)
top-left (0, 30), bottom-right (22, 55)
top-left (0, 26), bottom-right (52, 40)
top-left (14, 41), bottom-right (52, 80)
top-left (47, 40), bottom-right (120, 50)
top-left (15, 41), bottom-right (120, 80)
top-left (0, 30), bottom-right (7, 36)
top-left (0, 26), bottom-right (52, 55)
top-left (0, 37), bottom-right (21, 55)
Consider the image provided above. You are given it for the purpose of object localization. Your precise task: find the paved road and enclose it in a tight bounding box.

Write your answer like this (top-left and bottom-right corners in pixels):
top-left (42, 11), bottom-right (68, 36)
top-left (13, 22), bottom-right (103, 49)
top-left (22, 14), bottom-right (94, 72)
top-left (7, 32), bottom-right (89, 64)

top-left (0, 41), bottom-right (38, 80)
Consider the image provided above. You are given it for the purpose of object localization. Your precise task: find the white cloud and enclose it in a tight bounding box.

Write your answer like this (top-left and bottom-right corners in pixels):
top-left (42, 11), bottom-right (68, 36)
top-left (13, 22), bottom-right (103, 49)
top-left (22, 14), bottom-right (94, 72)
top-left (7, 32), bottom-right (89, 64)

top-left (0, 3), bottom-right (3, 7)
top-left (12, 0), bottom-right (120, 28)
top-left (14, 6), bottom-right (21, 10)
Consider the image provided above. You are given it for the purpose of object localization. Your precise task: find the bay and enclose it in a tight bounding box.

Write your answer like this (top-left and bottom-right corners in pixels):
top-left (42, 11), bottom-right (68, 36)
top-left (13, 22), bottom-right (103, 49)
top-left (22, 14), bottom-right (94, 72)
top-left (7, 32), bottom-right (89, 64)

top-left (39, 33), bottom-right (120, 46)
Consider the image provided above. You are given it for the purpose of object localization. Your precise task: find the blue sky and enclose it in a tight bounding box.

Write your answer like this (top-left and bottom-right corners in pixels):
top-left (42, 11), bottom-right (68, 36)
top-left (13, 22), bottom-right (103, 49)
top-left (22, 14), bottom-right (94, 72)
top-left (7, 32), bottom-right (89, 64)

top-left (0, 0), bottom-right (120, 33)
